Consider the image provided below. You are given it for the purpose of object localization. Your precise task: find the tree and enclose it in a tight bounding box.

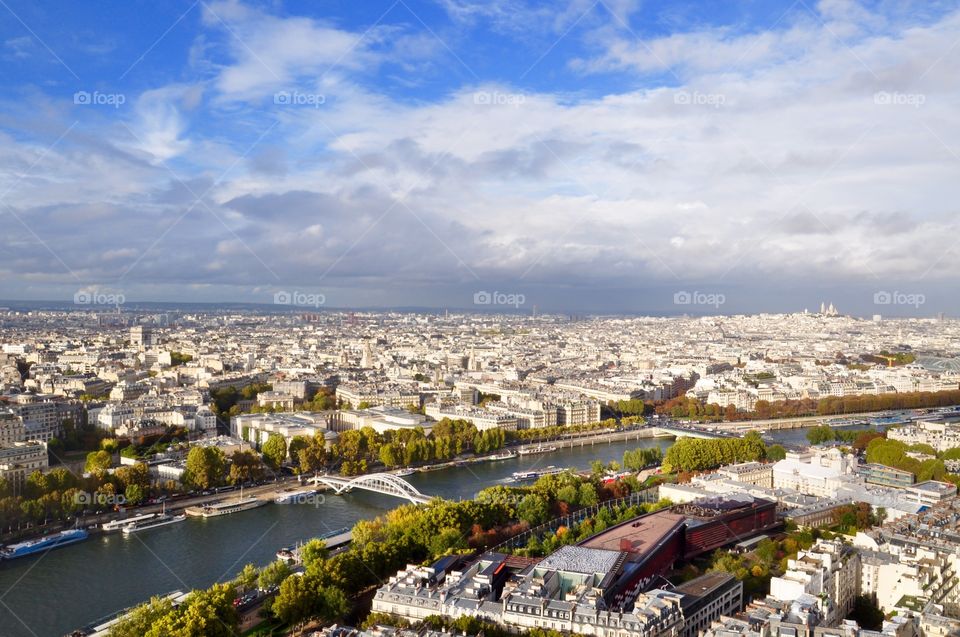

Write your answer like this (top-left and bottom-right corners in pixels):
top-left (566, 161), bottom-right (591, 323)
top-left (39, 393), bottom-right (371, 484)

top-left (182, 447), bottom-right (226, 490)
top-left (228, 450), bottom-right (264, 485)
top-left (124, 484), bottom-right (145, 505)
top-left (107, 595), bottom-right (176, 637)
top-left (556, 485), bottom-right (579, 505)
top-left (766, 444), bottom-right (787, 461)
top-left (517, 494), bottom-right (549, 526)
top-left (850, 595), bottom-right (885, 630)
top-left (806, 425), bottom-right (837, 445)
top-left (85, 450), bottom-right (112, 473)
top-left (288, 436), bottom-right (310, 469)
top-left (577, 483), bottom-right (599, 506)
top-left (261, 434), bottom-right (288, 470)
top-left (298, 435), bottom-right (327, 474)
top-left (258, 559), bottom-right (292, 591)
top-left (273, 575), bottom-right (348, 628)
top-left (235, 564), bottom-right (258, 592)
top-left (300, 539), bottom-right (329, 570)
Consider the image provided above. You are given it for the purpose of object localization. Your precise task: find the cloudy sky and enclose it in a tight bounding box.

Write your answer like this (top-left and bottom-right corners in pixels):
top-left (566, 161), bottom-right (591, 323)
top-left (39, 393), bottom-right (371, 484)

top-left (0, 0), bottom-right (958, 315)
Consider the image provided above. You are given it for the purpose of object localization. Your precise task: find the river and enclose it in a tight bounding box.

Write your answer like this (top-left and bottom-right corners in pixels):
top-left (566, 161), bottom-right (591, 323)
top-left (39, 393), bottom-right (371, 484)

top-left (0, 427), bottom-right (829, 637)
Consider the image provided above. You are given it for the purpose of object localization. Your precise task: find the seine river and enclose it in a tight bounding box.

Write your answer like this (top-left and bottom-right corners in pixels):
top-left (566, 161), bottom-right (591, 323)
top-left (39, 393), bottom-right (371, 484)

top-left (0, 428), bottom-right (819, 637)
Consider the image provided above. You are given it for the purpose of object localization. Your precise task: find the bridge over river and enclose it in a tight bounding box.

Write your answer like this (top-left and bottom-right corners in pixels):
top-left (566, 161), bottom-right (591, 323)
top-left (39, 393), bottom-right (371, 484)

top-left (309, 472), bottom-right (434, 504)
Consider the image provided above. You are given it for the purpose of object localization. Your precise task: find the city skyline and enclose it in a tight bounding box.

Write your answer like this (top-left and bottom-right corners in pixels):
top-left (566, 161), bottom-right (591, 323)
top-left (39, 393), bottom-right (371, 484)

top-left (1, 1), bottom-right (959, 314)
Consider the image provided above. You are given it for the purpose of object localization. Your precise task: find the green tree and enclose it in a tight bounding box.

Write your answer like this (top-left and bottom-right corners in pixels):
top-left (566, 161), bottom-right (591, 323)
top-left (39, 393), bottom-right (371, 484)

top-left (124, 484), bottom-right (145, 505)
top-left (300, 539), bottom-right (329, 570)
top-left (577, 483), bottom-right (599, 506)
top-left (807, 425), bottom-right (836, 445)
top-left (766, 444), bottom-right (787, 461)
top-left (107, 595), bottom-right (176, 637)
top-left (228, 450), bottom-right (264, 485)
top-left (517, 493), bottom-right (549, 526)
top-left (182, 447), bottom-right (226, 490)
top-left (235, 563), bottom-right (258, 592)
top-left (258, 559), bottom-right (292, 591)
top-left (288, 436), bottom-right (310, 469)
top-left (261, 434), bottom-right (288, 470)
top-left (85, 450), bottom-right (112, 473)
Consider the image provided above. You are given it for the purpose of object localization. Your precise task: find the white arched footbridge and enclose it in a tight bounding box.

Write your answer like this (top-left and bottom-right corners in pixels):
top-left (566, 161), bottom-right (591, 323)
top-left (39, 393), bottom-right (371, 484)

top-left (309, 473), bottom-right (433, 505)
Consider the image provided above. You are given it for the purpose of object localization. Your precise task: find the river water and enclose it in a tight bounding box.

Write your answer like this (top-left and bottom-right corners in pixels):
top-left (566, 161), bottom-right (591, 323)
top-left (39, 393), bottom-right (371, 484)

top-left (0, 428), bottom-right (819, 637)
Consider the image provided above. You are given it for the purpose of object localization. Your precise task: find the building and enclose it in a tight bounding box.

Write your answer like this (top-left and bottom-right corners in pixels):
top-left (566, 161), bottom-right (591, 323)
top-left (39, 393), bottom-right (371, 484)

top-left (336, 384), bottom-right (420, 409)
top-left (0, 408), bottom-right (25, 447)
top-left (859, 464), bottom-right (915, 488)
top-left (334, 405), bottom-right (433, 435)
top-left (130, 326), bottom-right (157, 351)
top-left (772, 450), bottom-right (857, 498)
top-left (0, 442), bottom-right (48, 492)
top-left (718, 462), bottom-right (774, 488)
top-left (230, 412), bottom-right (328, 452)
top-left (904, 481), bottom-right (957, 506)
top-left (769, 539), bottom-right (861, 626)
top-left (424, 403), bottom-right (518, 431)
top-left (8, 394), bottom-right (85, 442)
top-left (372, 547), bottom-right (741, 637)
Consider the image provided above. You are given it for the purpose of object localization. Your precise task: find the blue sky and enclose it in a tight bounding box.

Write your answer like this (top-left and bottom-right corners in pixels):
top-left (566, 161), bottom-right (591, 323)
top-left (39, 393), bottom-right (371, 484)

top-left (1, 0), bottom-right (959, 315)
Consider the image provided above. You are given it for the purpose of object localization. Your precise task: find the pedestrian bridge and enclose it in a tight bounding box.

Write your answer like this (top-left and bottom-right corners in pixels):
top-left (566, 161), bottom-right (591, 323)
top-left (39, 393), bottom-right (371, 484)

top-left (309, 473), bottom-right (433, 505)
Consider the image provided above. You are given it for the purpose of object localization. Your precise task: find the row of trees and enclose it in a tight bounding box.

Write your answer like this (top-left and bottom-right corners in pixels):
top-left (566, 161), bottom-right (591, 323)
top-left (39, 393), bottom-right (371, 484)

top-left (287, 419), bottom-right (508, 475)
top-left (0, 458), bottom-right (156, 531)
top-left (622, 446), bottom-right (663, 470)
top-left (662, 432), bottom-right (768, 472)
top-left (107, 583), bottom-right (238, 637)
top-left (658, 389), bottom-right (960, 422)
top-left (805, 426), bottom-right (885, 448)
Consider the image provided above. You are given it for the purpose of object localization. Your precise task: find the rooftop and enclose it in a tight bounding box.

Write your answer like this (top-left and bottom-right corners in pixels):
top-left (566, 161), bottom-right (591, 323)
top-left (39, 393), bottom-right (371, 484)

top-left (580, 510), bottom-right (685, 553)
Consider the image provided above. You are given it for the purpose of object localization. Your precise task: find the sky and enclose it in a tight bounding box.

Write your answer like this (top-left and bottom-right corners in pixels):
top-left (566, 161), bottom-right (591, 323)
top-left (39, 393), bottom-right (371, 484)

top-left (0, 0), bottom-right (959, 316)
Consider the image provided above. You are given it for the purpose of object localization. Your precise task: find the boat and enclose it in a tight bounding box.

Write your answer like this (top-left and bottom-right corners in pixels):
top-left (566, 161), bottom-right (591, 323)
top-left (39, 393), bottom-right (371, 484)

top-left (394, 468), bottom-right (416, 477)
top-left (102, 513), bottom-right (156, 533)
top-left (517, 445), bottom-right (557, 456)
top-left (484, 450), bottom-right (517, 462)
top-left (185, 488), bottom-right (267, 518)
top-left (274, 489), bottom-right (318, 504)
top-left (122, 513), bottom-right (185, 534)
top-left (510, 466), bottom-right (565, 482)
top-left (0, 529), bottom-right (88, 560)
